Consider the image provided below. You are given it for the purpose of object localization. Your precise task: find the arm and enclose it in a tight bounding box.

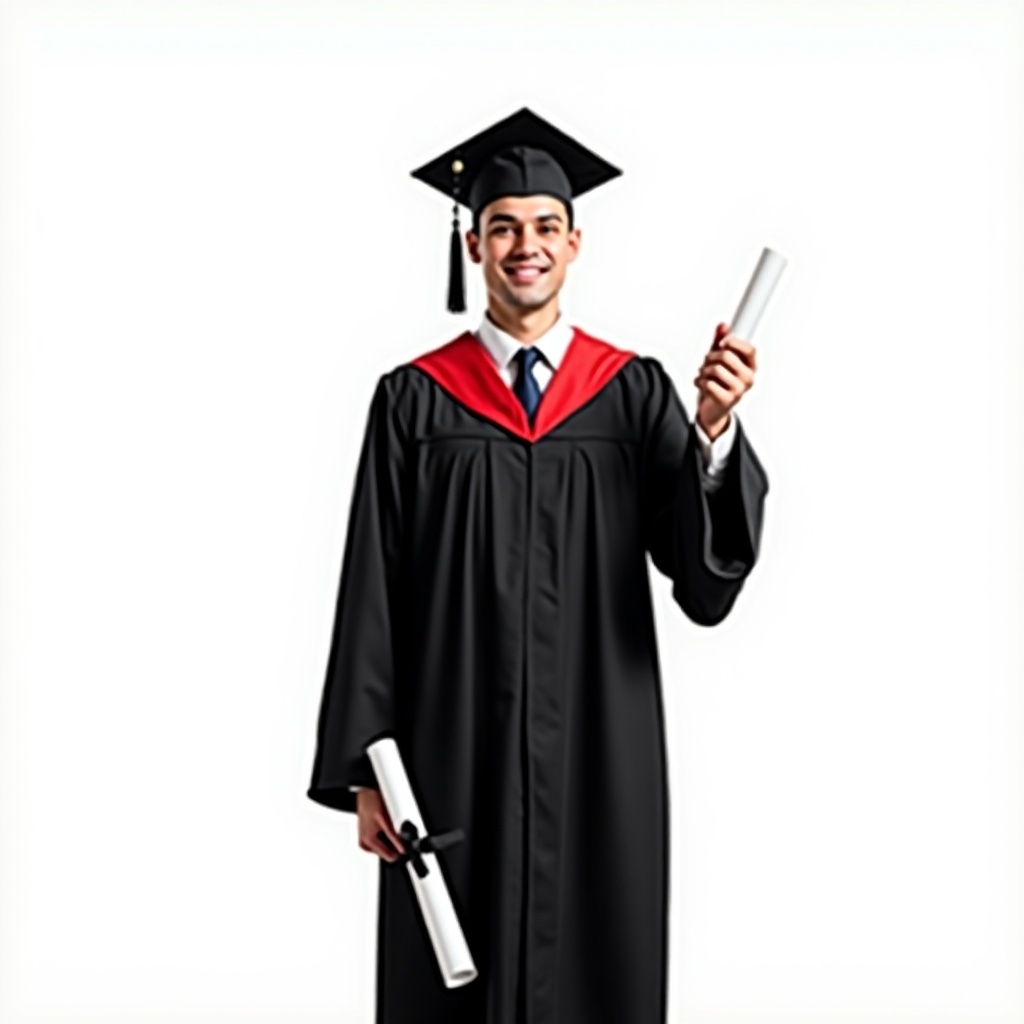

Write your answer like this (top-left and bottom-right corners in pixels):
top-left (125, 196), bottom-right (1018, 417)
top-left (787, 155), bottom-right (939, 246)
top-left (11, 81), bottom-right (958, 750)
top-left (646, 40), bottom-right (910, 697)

top-left (641, 357), bottom-right (769, 625)
top-left (307, 373), bottom-right (408, 814)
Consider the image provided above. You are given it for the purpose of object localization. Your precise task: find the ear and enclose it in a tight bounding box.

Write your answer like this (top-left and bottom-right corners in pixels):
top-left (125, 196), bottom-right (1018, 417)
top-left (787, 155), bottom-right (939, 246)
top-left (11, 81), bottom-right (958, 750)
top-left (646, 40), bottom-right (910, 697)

top-left (465, 230), bottom-right (482, 264)
top-left (566, 226), bottom-right (582, 263)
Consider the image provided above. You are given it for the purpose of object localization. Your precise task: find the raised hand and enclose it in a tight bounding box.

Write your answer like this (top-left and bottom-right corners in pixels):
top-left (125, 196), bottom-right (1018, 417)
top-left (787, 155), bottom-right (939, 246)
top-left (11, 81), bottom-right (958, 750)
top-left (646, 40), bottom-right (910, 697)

top-left (693, 321), bottom-right (757, 439)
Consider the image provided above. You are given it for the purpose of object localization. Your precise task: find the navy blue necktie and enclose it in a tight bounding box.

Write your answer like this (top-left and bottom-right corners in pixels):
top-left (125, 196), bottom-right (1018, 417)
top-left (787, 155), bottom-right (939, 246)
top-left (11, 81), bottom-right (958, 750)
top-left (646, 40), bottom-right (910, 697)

top-left (512, 346), bottom-right (544, 425)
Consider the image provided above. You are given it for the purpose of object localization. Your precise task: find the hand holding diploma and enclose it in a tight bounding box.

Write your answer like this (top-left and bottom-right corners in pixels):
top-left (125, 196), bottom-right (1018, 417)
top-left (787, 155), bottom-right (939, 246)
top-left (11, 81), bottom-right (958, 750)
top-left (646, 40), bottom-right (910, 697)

top-left (356, 788), bottom-right (406, 862)
top-left (693, 323), bottom-right (757, 440)
top-left (365, 737), bottom-right (479, 988)
top-left (694, 245), bottom-right (786, 439)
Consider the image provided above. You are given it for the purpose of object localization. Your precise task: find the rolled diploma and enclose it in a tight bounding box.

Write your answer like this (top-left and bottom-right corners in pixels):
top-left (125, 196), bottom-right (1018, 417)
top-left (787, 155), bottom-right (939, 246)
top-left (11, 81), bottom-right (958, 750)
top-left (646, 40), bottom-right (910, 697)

top-left (366, 737), bottom-right (478, 989)
top-left (729, 246), bottom-right (787, 340)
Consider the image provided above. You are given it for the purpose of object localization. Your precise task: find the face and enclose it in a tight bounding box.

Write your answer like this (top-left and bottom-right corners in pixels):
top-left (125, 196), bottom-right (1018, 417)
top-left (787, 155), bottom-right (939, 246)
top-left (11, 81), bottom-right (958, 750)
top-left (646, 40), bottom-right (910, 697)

top-left (465, 194), bottom-right (581, 316)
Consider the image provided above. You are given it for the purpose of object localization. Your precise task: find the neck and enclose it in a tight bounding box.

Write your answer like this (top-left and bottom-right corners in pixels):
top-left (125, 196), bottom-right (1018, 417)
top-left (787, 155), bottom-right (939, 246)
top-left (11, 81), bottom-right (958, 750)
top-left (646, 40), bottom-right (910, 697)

top-left (485, 299), bottom-right (560, 345)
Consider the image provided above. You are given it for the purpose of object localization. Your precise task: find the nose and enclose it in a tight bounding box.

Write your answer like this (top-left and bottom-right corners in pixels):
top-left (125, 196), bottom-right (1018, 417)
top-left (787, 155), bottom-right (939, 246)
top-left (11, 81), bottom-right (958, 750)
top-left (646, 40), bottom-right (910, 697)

top-left (512, 224), bottom-right (542, 257)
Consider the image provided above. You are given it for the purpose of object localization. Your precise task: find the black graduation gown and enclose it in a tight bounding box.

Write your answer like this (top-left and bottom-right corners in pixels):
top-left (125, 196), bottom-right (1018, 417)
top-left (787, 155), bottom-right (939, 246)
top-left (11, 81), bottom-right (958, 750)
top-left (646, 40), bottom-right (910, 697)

top-left (307, 326), bottom-right (769, 1024)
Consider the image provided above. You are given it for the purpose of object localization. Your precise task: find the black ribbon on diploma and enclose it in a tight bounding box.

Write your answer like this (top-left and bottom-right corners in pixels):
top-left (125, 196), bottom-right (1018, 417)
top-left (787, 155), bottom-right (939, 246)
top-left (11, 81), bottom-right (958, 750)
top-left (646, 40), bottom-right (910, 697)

top-left (378, 819), bottom-right (465, 879)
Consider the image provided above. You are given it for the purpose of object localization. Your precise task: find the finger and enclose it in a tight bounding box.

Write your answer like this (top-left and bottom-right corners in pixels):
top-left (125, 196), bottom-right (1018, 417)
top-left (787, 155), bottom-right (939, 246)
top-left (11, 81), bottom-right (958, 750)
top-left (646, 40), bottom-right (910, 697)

top-left (373, 829), bottom-right (402, 862)
top-left (375, 841), bottom-right (400, 863)
top-left (378, 817), bottom-right (406, 855)
top-left (693, 372), bottom-right (719, 392)
top-left (704, 349), bottom-right (755, 384)
top-left (359, 832), bottom-right (398, 862)
top-left (702, 378), bottom-right (734, 405)
top-left (698, 362), bottom-right (743, 394)
top-left (693, 377), bottom-right (732, 410)
top-left (719, 337), bottom-right (757, 367)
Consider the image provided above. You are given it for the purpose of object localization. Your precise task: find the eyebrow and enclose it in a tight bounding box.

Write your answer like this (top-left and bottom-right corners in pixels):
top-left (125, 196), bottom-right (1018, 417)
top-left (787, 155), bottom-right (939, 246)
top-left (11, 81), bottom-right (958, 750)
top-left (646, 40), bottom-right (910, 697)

top-left (486, 212), bottom-right (564, 226)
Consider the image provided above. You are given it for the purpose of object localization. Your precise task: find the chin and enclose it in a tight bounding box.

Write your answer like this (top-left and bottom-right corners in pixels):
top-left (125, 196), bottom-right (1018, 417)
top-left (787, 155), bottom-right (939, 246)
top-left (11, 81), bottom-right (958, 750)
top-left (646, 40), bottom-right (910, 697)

top-left (504, 287), bottom-right (557, 310)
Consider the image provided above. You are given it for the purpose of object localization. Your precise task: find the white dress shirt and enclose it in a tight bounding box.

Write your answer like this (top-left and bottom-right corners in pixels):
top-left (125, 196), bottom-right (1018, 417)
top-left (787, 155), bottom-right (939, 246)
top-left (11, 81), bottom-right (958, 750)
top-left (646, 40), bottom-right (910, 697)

top-left (470, 311), bottom-right (737, 485)
top-left (350, 313), bottom-right (737, 795)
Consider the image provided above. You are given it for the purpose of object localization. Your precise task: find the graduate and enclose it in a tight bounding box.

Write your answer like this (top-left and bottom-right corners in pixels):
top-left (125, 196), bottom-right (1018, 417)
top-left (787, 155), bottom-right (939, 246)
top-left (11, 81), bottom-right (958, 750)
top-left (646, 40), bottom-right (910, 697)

top-left (307, 106), bottom-right (770, 1024)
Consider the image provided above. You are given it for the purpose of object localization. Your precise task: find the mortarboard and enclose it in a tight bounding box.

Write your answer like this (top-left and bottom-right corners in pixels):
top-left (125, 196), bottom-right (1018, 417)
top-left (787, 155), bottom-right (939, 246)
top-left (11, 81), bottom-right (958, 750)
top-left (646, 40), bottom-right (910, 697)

top-left (410, 107), bottom-right (622, 313)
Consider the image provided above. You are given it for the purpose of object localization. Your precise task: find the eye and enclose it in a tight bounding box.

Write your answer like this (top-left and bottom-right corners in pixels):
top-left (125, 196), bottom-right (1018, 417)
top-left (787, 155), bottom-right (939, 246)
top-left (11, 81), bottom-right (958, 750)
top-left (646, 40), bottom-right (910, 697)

top-left (540, 225), bottom-right (555, 233)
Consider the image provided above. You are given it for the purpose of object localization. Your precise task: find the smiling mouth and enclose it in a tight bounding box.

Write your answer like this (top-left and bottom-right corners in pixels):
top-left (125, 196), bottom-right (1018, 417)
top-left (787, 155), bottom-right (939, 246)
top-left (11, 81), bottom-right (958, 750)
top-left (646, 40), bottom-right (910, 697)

top-left (504, 266), bottom-right (550, 282)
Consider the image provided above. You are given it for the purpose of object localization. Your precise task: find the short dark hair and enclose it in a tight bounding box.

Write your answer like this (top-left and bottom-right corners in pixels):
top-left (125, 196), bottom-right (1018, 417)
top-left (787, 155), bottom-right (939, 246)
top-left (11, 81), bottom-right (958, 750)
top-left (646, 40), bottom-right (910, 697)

top-left (471, 198), bottom-right (574, 237)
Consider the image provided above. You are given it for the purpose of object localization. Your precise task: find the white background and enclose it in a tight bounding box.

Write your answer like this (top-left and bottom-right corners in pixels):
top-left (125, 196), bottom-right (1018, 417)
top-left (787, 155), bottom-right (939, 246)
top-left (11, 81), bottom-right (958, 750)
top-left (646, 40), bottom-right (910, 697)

top-left (1, 1), bottom-right (1021, 1021)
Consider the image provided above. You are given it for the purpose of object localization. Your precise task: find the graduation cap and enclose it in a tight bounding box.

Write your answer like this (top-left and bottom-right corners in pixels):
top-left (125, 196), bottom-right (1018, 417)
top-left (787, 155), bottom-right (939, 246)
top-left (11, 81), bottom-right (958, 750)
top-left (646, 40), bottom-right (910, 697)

top-left (410, 107), bottom-right (622, 313)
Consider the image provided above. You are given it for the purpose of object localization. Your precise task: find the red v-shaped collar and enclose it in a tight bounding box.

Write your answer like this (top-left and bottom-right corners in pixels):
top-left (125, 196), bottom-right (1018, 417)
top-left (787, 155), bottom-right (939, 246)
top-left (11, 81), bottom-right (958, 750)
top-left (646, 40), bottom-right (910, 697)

top-left (409, 326), bottom-right (637, 442)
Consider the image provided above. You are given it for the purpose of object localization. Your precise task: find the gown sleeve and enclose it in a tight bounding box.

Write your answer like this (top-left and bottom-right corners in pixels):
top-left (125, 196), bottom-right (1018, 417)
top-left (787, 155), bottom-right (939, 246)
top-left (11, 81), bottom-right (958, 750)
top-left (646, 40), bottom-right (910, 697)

top-left (641, 356), bottom-right (769, 626)
top-left (307, 372), bottom-right (408, 814)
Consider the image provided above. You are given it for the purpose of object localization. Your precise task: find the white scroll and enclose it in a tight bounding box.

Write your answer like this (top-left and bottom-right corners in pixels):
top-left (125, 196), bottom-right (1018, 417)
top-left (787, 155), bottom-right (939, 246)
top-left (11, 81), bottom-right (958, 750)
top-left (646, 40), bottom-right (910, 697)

top-left (729, 246), bottom-right (787, 340)
top-left (366, 737), bottom-right (478, 989)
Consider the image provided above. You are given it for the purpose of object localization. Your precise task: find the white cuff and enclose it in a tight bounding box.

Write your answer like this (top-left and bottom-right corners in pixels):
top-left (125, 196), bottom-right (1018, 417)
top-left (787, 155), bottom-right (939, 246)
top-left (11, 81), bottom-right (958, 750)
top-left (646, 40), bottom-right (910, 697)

top-left (694, 413), bottom-right (737, 493)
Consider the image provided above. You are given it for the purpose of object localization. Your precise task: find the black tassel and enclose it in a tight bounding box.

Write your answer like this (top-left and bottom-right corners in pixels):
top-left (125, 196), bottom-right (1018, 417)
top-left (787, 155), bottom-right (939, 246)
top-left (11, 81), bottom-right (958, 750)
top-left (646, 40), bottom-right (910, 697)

top-left (447, 200), bottom-right (465, 313)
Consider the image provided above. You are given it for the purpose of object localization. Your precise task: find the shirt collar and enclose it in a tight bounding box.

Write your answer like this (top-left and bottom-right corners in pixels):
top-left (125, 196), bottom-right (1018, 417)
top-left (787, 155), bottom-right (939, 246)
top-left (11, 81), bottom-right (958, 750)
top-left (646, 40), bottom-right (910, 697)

top-left (474, 310), bottom-right (575, 374)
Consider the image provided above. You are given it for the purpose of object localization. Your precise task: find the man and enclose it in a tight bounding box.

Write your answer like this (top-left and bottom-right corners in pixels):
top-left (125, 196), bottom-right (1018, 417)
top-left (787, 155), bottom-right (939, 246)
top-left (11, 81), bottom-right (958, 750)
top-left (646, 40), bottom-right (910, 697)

top-left (307, 107), bottom-right (769, 1024)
